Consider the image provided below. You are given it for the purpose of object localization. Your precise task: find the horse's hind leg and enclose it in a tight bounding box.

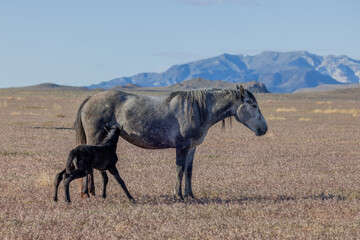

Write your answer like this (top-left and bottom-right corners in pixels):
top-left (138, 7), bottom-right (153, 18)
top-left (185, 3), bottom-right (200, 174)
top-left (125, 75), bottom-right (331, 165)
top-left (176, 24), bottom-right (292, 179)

top-left (173, 147), bottom-right (188, 200)
top-left (108, 166), bottom-right (135, 203)
top-left (101, 171), bottom-right (109, 199)
top-left (54, 169), bottom-right (66, 202)
top-left (184, 147), bottom-right (196, 199)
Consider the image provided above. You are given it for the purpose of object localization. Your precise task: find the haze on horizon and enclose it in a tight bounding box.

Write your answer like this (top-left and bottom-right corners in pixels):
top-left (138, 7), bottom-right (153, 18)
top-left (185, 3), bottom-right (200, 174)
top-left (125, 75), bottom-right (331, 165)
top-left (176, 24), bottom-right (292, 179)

top-left (1, 0), bottom-right (359, 88)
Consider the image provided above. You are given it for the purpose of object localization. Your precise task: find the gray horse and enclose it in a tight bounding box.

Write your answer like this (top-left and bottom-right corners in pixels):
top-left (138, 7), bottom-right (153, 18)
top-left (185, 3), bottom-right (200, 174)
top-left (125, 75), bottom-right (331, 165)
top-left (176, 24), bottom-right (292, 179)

top-left (74, 85), bottom-right (267, 200)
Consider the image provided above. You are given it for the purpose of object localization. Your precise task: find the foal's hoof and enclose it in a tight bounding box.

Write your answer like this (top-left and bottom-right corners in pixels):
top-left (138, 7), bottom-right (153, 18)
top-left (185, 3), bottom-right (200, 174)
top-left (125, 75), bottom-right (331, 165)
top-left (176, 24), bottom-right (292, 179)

top-left (130, 198), bottom-right (136, 204)
top-left (53, 197), bottom-right (58, 202)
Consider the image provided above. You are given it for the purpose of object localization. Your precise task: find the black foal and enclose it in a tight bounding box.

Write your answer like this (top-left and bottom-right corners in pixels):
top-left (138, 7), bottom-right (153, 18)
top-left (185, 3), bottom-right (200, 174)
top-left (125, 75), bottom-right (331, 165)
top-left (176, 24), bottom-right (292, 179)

top-left (54, 125), bottom-right (135, 203)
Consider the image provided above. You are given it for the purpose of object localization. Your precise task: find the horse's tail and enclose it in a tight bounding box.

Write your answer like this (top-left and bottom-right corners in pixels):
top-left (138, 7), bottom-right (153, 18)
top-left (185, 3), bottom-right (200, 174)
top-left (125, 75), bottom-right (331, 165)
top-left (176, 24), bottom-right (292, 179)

top-left (73, 96), bottom-right (91, 145)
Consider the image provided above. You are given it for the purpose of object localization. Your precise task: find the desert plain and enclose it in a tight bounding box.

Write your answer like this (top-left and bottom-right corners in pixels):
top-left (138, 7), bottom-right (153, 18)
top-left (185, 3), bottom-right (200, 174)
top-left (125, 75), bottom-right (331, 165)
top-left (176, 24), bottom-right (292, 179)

top-left (0, 87), bottom-right (360, 239)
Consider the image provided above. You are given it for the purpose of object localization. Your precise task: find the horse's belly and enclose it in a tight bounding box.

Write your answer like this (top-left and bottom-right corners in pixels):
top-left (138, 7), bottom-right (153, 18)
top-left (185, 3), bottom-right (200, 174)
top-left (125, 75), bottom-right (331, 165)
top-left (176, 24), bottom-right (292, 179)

top-left (120, 131), bottom-right (176, 149)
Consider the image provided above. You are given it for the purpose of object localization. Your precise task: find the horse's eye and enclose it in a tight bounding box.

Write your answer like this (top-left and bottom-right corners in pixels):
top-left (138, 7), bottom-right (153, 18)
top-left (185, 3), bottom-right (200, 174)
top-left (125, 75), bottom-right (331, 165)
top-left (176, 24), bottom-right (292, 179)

top-left (252, 104), bottom-right (257, 108)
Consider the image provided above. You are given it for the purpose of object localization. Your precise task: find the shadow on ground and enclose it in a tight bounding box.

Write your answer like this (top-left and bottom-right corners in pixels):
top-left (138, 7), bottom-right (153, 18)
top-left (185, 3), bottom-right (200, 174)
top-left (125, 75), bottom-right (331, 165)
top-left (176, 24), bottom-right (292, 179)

top-left (135, 193), bottom-right (348, 205)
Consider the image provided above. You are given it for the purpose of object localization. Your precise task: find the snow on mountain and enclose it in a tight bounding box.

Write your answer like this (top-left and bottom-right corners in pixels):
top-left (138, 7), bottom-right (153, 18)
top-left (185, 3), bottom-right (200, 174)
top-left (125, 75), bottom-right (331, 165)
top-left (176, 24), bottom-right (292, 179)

top-left (88, 51), bottom-right (360, 93)
top-left (316, 55), bottom-right (360, 83)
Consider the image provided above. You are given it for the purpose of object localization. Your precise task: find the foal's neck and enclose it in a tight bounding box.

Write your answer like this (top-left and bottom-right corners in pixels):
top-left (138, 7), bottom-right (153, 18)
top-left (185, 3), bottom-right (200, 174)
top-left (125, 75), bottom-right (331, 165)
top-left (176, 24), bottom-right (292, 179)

top-left (103, 129), bottom-right (120, 150)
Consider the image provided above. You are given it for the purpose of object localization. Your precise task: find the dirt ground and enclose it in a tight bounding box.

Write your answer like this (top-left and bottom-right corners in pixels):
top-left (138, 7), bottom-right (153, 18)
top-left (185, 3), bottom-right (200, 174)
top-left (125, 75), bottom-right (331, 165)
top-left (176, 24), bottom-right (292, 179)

top-left (0, 87), bottom-right (359, 239)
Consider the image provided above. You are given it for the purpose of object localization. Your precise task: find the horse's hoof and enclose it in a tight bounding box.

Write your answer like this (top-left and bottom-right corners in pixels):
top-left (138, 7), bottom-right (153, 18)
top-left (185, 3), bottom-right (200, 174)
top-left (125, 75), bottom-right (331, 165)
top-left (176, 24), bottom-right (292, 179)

top-left (130, 199), bottom-right (136, 204)
top-left (53, 198), bottom-right (58, 202)
top-left (81, 192), bottom-right (89, 199)
top-left (184, 194), bottom-right (195, 199)
top-left (172, 194), bottom-right (184, 201)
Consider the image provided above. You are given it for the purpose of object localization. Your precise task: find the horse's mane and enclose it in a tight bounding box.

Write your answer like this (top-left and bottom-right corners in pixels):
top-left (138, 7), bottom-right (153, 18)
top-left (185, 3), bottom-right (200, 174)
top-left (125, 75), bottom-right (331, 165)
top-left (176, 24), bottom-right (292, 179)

top-left (165, 88), bottom-right (241, 125)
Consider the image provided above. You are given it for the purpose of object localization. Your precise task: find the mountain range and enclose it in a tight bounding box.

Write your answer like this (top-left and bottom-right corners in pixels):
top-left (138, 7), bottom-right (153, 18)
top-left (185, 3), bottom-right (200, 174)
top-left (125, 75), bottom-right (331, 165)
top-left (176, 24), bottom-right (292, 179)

top-left (89, 51), bottom-right (360, 93)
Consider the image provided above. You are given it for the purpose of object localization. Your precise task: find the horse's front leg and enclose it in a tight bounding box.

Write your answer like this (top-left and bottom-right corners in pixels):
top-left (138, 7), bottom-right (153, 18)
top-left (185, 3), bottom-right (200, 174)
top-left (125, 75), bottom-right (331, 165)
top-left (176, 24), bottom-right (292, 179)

top-left (173, 147), bottom-right (189, 200)
top-left (184, 147), bottom-right (196, 199)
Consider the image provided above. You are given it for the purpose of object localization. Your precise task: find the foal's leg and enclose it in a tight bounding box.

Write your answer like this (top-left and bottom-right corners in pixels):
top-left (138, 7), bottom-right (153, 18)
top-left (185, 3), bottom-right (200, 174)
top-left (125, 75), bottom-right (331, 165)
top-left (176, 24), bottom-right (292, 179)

top-left (80, 131), bottom-right (107, 197)
top-left (64, 169), bottom-right (89, 203)
top-left (108, 166), bottom-right (135, 203)
top-left (80, 174), bottom-right (90, 198)
top-left (184, 147), bottom-right (196, 199)
top-left (88, 169), bottom-right (95, 196)
top-left (173, 147), bottom-right (188, 200)
top-left (80, 170), bottom-right (93, 198)
top-left (101, 171), bottom-right (109, 199)
top-left (80, 166), bottom-right (95, 198)
top-left (54, 169), bottom-right (66, 202)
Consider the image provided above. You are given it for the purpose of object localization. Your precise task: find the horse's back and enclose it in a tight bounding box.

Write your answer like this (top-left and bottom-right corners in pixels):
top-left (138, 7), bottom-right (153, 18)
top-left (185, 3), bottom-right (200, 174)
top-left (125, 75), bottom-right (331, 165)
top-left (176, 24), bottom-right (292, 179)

top-left (80, 90), bottom-right (178, 148)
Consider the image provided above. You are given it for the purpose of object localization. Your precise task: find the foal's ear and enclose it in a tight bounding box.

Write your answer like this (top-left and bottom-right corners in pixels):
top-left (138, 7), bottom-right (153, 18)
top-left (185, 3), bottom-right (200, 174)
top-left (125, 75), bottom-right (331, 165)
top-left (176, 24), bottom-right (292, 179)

top-left (115, 123), bottom-right (123, 132)
top-left (104, 125), bottom-right (110, 133)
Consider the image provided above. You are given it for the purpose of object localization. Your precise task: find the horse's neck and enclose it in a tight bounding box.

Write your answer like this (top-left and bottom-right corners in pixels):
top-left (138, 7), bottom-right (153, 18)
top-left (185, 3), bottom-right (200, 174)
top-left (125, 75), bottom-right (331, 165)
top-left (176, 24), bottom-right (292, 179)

top-left (208, 93), bottom-right (237, 125)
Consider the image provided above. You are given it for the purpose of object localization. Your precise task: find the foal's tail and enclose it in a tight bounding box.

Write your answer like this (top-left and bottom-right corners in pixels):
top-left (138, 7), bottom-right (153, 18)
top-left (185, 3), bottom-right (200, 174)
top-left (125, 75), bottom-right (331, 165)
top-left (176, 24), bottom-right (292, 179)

top-left (74, 96), bottom-right (91, 145)
top-left (65, 149), bottom-right (77, 173)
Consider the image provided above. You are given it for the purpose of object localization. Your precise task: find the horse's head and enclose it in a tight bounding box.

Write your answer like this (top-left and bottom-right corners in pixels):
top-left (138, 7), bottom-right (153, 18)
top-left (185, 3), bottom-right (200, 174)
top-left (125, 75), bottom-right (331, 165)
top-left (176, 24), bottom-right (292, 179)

top-left (234, 85), bottom-right (267, 136)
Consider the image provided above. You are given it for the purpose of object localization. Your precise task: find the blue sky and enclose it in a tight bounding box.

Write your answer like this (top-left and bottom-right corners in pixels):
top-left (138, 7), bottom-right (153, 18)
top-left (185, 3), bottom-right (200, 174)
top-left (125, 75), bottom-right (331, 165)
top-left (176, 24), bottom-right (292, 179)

top-left (1, 0), bottom-right (359, 88)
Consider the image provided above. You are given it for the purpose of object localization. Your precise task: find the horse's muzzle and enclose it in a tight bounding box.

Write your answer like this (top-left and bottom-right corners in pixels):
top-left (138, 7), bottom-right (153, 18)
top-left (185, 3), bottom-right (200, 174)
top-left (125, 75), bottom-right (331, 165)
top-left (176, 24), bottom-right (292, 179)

top-left (255, 126), bottom-right (268, 136)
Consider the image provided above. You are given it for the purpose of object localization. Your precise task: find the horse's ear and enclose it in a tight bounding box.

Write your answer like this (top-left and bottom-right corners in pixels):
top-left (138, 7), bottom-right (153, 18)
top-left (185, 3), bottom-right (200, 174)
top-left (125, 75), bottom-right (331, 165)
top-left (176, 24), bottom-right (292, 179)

top-left (239, 85), bottom-right (246, 102)
top-left (239, 85), bottom-right (245, 95)
top-left (236, 85), bottom-right (240, 90)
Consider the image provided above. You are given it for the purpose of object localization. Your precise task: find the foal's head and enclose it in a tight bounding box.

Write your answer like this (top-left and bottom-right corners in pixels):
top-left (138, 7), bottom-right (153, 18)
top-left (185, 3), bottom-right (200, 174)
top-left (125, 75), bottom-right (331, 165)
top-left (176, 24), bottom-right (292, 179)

top-left (103, 124), bottom-right (123, 147)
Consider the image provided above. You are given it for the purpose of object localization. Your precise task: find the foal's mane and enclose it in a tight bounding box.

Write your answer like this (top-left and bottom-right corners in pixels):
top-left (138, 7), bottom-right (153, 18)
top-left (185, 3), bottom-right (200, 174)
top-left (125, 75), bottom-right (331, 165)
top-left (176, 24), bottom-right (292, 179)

top-left (165, 88), bottom-right (241, 125)
top-left (102, 127), bottom-right (119, 146)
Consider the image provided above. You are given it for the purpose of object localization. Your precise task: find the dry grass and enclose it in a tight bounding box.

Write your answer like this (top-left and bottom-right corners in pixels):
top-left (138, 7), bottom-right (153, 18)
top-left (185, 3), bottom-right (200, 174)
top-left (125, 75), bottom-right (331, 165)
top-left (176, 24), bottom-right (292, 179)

top-left (0, 88), bottom-right (360, 239)
top-left (276, 107), bottom-right (297, 112)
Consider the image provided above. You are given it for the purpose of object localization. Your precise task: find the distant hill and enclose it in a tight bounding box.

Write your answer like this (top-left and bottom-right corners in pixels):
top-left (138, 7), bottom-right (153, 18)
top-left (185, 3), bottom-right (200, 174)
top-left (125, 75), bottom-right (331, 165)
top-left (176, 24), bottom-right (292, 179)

top-left (295, 83), bottom-right (360, 93)
top-left (112, 78), bottom-right (269, 93)
top-left (294, 85), bottom-right (360, 102)
top-left (23, 83), bottom-right (88, 90)
top-left (89, 51), bottom-right (360, 93)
